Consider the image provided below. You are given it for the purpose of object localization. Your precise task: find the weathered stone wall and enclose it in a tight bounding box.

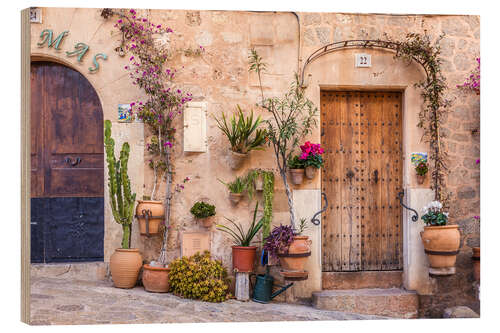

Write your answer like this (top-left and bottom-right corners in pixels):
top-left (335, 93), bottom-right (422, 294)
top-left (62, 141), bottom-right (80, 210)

top-left (31, 8), bottom-right (479, 316)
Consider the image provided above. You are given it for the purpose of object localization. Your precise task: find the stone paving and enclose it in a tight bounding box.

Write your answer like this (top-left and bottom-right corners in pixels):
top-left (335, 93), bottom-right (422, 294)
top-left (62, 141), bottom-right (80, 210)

top-left (30, 277), bottom-right (387, 325)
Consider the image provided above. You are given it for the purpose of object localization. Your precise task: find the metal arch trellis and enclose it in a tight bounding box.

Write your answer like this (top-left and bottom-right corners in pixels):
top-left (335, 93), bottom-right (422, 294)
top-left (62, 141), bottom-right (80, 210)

top-left (299, 39), bottom-right (429, 87)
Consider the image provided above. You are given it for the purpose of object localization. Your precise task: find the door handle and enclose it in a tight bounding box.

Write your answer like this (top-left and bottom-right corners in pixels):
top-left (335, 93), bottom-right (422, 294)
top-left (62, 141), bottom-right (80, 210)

top-left (346, 170), bottom-right (355, 180)
top-left (65, 156), bottom-right (82, 167)
top-left (373, 170), bottom-right (379, 184)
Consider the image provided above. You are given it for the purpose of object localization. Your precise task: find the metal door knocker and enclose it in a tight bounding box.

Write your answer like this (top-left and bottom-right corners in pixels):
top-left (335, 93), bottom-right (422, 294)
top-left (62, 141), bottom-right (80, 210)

top-left (64, 156), bottom-right (81, 167)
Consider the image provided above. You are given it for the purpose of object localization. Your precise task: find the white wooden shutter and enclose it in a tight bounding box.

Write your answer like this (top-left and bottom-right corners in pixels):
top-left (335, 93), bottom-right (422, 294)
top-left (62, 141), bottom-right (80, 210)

top-left (183, 102), bottom-right (207, 152)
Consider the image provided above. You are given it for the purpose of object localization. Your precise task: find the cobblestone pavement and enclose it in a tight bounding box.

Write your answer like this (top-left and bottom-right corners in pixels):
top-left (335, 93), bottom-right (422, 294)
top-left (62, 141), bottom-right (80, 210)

top-left (30, 277), bottom-right (387, 325)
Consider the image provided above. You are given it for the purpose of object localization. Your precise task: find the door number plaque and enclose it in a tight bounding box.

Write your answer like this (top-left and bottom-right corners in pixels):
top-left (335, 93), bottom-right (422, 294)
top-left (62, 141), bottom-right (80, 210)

top-left (355, 53), bottom-right (371, 67)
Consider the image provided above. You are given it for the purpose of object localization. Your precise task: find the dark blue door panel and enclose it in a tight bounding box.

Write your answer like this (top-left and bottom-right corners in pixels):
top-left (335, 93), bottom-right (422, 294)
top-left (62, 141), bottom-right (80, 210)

top-left (30, 197), bottom-right (104, 263)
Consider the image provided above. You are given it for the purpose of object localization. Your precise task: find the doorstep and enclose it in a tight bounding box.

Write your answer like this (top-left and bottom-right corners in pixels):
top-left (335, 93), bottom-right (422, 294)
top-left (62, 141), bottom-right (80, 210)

top-left (312, 288), bottom-right (419, 319)
top-left (31, 262), bottom-right (108, 281)
top-left (322, 271), bottom-right (403, 290)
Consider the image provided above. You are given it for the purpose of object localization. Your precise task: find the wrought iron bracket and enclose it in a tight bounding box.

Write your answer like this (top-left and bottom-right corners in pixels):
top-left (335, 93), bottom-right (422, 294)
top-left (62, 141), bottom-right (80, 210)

top-left (398, 191), bottom-right (419, 222)
top-left (135, 209), bottom-right (163, 237)
top-left (311, 192), bottom-right (328, 226)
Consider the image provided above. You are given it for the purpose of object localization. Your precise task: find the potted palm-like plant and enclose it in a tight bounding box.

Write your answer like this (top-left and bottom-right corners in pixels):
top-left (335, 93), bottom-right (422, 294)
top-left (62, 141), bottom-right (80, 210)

top-left (219, 176), bottom-right (247, 205)
top-left (105, 120), bottom-right (142, 289)
top-left (420, 201), bottom-right (460, 274)
top-left (216, 202), bottom-right (264, 272)
top-left (214, 105), bottom-right (267, 170)
top-left (415, 161), bottom-right (428, 185)
top-left (190, 201), bottom-right (216, 228)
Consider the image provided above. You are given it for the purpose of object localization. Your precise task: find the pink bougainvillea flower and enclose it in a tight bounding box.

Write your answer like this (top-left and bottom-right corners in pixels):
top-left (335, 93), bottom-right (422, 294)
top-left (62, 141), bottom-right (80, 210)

top-left (476, 159), bottom-right (480, 164)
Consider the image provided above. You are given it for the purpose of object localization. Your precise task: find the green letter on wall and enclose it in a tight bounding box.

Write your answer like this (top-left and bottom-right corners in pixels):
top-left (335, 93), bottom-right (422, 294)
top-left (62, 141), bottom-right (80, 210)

top-left (37, 29), bottom-right (69, 50)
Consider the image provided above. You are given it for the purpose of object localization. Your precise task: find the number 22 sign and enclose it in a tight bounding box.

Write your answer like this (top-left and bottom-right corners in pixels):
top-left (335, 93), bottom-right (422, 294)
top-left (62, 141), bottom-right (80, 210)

top-left (355, 53), bottom-right (371, 67)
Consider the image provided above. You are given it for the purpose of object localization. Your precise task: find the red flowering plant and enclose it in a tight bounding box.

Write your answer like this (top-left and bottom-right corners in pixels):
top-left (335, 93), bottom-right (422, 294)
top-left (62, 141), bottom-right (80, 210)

top-left (299, 141), bottom-right (325, 169)
top-left (457, 57), bottom-right (480, 95)
top-left (103, 8), bottom-right (201, 266)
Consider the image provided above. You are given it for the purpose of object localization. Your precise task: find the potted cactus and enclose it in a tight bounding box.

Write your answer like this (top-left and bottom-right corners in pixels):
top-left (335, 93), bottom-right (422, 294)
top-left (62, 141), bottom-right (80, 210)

top-left (105, 120), bottom-right (142, 289)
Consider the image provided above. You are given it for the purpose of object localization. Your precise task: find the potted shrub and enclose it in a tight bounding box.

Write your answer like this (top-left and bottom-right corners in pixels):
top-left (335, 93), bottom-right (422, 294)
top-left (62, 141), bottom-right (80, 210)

top-left (190, 201), bottom-right (216, 228)
top-left (288, 155), bottom-right (305, 185)
top-left (299, 141), bottom-right (325, 179)
top-left (219, 176), bottom-right (247, 205)
top-left (105, 120), bottom-right (142, 289)
top-left (216, 202), bottom-right (264, 272)
top-left (263, 219), bottom-right (311, 272)
top-left (420, 201), bottom-right (460, 273)
top-left (214, 105), bottom-right (267, 170)
top-left (415, 161), bottom-right (428, 185)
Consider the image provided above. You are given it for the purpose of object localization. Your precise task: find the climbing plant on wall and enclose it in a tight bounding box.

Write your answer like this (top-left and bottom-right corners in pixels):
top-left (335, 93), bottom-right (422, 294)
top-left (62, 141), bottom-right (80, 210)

top-left (103, 8), bottom-right (197, 266)
top-left (384, 33), bottom-right (451, 205)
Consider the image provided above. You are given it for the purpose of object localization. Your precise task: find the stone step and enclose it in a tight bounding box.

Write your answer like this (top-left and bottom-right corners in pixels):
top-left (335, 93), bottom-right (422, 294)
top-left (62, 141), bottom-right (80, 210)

top-left (322, 271), bottom-right (402, 290)
top-left (31, 262), bottom-right (108, 281)
top-left (312, 288), bottom-right (419, 319)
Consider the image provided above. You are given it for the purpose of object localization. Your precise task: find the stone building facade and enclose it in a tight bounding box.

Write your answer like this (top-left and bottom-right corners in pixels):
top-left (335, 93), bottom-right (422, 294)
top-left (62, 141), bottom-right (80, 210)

top-left (29, 7), bottom-right (480, 317)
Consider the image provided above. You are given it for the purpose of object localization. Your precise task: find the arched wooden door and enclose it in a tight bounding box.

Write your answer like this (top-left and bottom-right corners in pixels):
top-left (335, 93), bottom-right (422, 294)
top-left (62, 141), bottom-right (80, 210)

top-left (30, 61), bottom-right (104, 263)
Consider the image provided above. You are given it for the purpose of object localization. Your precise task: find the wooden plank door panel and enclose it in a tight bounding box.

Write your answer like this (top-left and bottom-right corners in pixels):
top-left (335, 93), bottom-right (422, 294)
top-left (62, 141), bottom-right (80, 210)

top-left (322, 91), bottom-right (403, 272)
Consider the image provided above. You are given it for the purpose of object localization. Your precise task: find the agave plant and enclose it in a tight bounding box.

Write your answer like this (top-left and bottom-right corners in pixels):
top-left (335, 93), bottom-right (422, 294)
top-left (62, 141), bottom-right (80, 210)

top-left (214, 105), bottom-right (267, 154)
top-left (216, 202), bottom-right (264, 246)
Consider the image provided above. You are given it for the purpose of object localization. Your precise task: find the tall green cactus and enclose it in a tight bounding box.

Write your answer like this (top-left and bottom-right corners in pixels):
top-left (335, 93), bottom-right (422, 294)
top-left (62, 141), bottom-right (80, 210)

top-left (104, 120), bottom-right (136, 249)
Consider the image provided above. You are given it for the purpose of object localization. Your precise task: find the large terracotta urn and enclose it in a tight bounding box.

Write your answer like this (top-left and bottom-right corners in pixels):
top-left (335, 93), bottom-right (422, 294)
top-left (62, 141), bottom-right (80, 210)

top-left (110, 248), bottom-right (143, 288)
top-left (136, 200), bottom-right (164, 235)
top-left (142, 264), bottom-right (171, 293)
top-left (278, 236), bottom-right (311, 272)
top-left (421, 225), bottom-right (460, 269)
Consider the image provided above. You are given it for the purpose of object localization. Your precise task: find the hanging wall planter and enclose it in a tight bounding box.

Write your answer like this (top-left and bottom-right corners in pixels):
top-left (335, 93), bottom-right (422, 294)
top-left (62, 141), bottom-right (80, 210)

top-left (190, 201), bottom-right (216, 228)
top-left (417, 174), bottom-right (425, 184)
top-left (472, 247), bottom-right (480, 281)
top-left (421, 225), bottom-right (460, 274)
top-left (289, 169), bottom-right (305, 185)
top-left (142, 264), bottom-right (171, 293)
top-left (278, 235), bottom-right (312, 272)
top-left (229, 192), bottom-right (243, 205)
top-left (228, 150), bottom-right (248, 170)
top-left (305, 166), bottom-right (318, 179)
top-left (136, 200), bottom-right (164, 236)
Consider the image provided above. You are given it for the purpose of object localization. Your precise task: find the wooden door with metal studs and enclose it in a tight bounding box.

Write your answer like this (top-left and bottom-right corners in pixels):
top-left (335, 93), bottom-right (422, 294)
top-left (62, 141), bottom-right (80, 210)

top-left (321, 91), bottom-right (403, 272)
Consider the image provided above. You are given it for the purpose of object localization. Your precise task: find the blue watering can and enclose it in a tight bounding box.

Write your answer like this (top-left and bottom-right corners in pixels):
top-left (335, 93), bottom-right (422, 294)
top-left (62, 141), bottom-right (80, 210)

top-left (251, 250), bottom-right (293, 304)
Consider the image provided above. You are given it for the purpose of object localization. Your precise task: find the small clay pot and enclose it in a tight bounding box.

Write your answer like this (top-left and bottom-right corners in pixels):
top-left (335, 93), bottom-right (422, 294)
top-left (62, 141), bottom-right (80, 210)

top-left (278, 236), bottom-right (312, 272)
top-left (199, 216), bottom-right (215, 228)
top-left (289, 169), bottom-right (305, 185)
top-left (136, 200), bottom-right (164, 235)
top-left (228, 150), bottom-right (248, 170)
top-left (417, 174), bottom-right (425, 185)
top-left (420, 224), bottom-right (460, 270)
top-left (229, 192), bottom-right (243, 205)
top-left (472, 247), bottom-right (480, 281)
top-left (254, 174), bottom-right (264, 191)
top-left (142, 264), bottom-right (170, 293)
top-left (305, 166), bottom-right (318, 179)
top-left (110, 248), bottom-right (143, 289)
top-left (232, 246), bottom-right (257, 272)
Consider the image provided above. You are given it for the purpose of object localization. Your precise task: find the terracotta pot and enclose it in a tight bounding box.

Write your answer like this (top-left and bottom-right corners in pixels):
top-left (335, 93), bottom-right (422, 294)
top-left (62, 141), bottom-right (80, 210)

top-left (110, 248), bottom-right (143, 289)
top-left (472, 247), bottom-right (480, 281)
top-left (142, 264), bottom-right (171, 293)
top-left (417, 174), bottom-right (425, 184)
top-left (229, 192), bottom-right (243, 205)
top-left (420, 225), bottom-right (460, 269)
top-left (199, 216), bottom-right (215, 228)
top-left (289, 169), bottom-right (305, 185)
top-left (228, 150), bottom-right (247, 170)
top-left (136, 200), bottom-right (164, 235)
top-left (232, 246), bottom-right (257, 272)
top-left (278, 236), bottom-right (312, 272)
top-left (305, 166), bottom-right (318, 179)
